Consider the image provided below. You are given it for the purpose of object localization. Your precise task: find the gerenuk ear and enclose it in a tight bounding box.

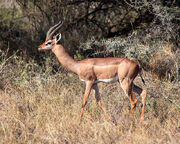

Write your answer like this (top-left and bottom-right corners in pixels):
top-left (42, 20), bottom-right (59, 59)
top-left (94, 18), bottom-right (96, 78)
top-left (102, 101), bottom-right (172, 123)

top-left (55, 33), bottom-right (62, 43)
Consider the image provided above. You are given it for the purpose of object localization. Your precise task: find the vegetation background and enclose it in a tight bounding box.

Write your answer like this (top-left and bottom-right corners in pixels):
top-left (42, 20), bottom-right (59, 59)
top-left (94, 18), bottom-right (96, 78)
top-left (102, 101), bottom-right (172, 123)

top-left (0, 0), bottom-right (180, 143)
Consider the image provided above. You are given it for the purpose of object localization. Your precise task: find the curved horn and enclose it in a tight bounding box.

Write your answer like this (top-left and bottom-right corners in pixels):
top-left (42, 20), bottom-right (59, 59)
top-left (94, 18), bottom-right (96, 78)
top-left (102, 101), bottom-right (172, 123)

top-left (48, 21), bottom-right (64, 40)
top-left (46, 20), bottom-right (63, 39)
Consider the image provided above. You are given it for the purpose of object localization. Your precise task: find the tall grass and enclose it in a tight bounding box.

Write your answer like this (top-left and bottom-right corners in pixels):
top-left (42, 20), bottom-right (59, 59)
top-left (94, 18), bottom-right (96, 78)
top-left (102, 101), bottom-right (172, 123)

top-left (0, 46), bottom-right (180, 143)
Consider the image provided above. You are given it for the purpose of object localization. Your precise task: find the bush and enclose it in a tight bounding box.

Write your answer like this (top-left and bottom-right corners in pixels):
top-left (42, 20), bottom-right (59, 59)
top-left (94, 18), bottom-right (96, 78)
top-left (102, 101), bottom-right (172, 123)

top-left (80, 36), bottom-right (179, 82)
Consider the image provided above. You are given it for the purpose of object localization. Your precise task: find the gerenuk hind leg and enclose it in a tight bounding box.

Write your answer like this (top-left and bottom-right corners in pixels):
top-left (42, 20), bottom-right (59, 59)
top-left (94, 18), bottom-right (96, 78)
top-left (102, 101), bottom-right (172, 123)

top-left (133, 84), bottom-right (146, 121)
top-left (120, 78), bottom-right (138, 115)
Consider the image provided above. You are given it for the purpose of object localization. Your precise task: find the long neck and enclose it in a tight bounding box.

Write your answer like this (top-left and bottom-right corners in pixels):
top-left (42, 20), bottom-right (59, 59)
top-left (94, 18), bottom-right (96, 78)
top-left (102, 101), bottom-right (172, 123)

top-left (52, 44), bottom-right (78, 74)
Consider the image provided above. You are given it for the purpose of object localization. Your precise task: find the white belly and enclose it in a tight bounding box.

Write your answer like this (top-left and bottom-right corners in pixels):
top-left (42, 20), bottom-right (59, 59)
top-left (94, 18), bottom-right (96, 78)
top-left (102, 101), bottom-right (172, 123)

top-left (95, 75), bottom-right (119, 83)
top-left (80, 75), bottom-right (119, 83)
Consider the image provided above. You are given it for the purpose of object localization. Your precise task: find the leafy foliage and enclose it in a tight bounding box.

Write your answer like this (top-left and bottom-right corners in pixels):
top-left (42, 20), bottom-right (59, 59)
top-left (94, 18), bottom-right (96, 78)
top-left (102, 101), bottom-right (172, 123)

top-left (0, 1), bottom-right (179, 80)
top-left (0, 1), bottom-right (180, 143)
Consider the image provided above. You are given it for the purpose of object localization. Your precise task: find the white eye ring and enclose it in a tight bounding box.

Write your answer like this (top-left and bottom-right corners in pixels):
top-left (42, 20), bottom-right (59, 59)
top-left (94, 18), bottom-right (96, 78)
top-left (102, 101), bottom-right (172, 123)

top-left (45, 41), bottom-right (52, 46)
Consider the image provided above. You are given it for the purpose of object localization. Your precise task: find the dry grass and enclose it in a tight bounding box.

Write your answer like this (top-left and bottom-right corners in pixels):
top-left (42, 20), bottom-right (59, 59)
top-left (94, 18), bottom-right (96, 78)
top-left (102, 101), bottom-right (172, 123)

top-left (0, 63), bottom-right (180, 144)
top-left (0, 47), bottom-right (180, 143)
